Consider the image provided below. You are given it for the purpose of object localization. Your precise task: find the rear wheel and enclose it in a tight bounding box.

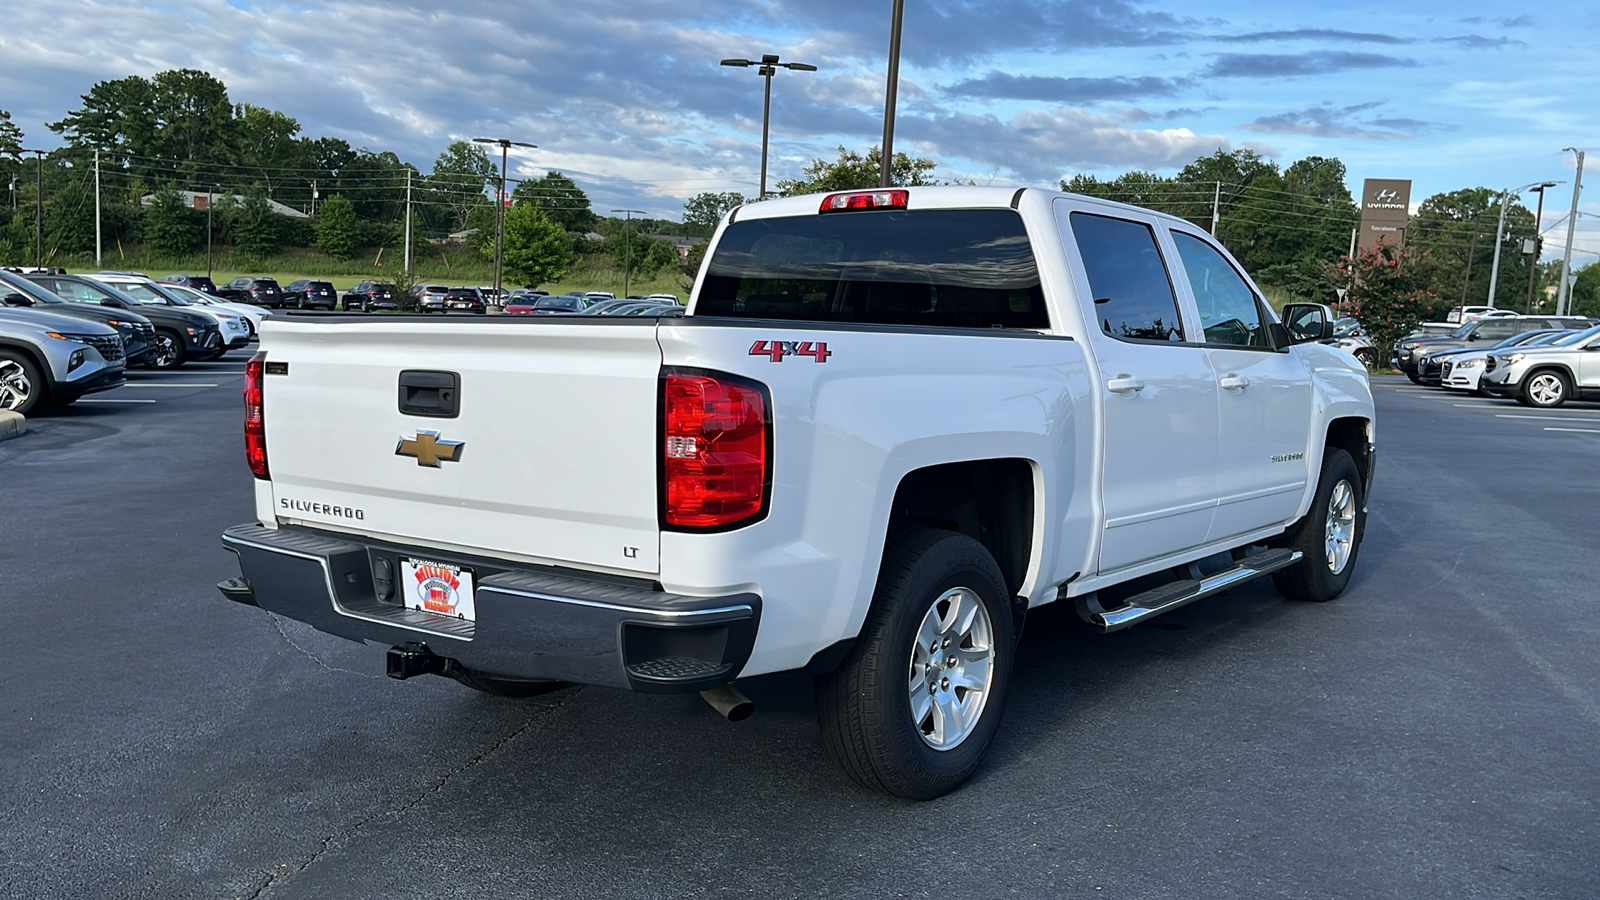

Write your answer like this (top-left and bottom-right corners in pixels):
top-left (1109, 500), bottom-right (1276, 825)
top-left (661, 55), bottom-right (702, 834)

top-left (1521, 369), bottom-right (1569, 408)
top-left (816, 528), bottom-right (1015, 800)
top-left (0, 351), bottom-right (44, 415)
top-left (1354, 348), bottom-right (1377, 368)
top-left (1272, 448), bottom-right (1364, 602)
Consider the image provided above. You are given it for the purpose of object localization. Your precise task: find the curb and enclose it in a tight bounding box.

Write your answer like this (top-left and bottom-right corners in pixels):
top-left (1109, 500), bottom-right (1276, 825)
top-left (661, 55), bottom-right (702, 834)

top-left (0, 409), bottom-right (26, 441)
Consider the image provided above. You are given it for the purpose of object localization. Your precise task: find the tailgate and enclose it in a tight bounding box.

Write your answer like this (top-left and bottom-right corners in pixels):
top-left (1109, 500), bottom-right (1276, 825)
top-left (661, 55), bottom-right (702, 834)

top-left (260, 319), bottom-right (663, 575)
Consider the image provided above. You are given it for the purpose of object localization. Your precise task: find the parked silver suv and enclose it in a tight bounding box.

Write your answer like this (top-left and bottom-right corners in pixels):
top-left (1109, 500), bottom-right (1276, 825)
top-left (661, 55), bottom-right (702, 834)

top-left (1480, 324), bottom-right (1600, 408)
top-left (0, 306), bottom-right (127, 414)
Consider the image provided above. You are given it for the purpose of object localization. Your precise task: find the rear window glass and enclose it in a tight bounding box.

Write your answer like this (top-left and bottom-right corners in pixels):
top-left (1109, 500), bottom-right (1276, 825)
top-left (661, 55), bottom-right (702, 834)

top-left (696, 208), bottom-right (1049, 329)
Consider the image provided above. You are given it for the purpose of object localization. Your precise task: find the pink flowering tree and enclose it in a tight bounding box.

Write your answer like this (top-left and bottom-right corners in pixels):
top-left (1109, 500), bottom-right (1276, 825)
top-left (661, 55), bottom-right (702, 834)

top-left (1327, 240), bottom-right (1440, 354)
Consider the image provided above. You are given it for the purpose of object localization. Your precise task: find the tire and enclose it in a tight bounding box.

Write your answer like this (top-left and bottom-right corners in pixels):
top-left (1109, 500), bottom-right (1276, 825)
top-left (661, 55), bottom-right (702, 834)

top-left (1354, 348), bottom-right (1377, 369)
top-left (147, 330), bottom-right (186, 370)
top-left (1272, 448), bottom-right (1364, 603)
top-left (1521, 369), bottom-right (1569, 408)
top-left (450, 668), bottom-right (568, 698)
top-left (1405, 372), bottom-right (1423, 385)
top-left (0, 350), bottom-right (45, 415)
top-left (816, 527), bottom-right (1016, 801)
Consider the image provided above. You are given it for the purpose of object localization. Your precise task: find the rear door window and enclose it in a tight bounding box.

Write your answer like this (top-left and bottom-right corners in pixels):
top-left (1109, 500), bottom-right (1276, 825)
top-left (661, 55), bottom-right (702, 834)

top-left (1069, 212), bottom-right (1185, 342)
top-left (696, 208), bottom-right (1049, 329)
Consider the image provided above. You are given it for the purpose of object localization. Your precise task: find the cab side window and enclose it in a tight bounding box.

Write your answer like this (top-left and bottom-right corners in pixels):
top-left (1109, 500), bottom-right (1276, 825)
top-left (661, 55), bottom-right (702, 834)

top-left (1070, 212), bottom-right (1185, 342)
top-left (1171, 231), bottom-right (1269, 348)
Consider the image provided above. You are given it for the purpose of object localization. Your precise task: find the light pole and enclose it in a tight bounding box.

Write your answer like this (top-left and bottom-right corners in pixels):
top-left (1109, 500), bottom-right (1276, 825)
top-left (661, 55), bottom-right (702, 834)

top-left (720, 55), bottom-right (817, 199)
top-left (1523, 181), bottom-right (1559, 312)
top-left (880, 0), bottom-right (906, 188)
top-left (473, 137), bottom-right (538, 299)
top-left (1487, 181), bottom-right (1549, 307)
top-left (206, 184), bottom-right (220, 278)
top-left (611, 209), bottom-right (646, 298)
top-left (1557, 148), bottom-right (1585, 316)
top-left (19, 148), bottom-right (44, 266)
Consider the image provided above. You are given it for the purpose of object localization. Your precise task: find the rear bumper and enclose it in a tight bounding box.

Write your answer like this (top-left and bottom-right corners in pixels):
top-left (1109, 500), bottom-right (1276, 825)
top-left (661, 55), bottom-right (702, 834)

top-left (219, 523), bottom-right (760, 693)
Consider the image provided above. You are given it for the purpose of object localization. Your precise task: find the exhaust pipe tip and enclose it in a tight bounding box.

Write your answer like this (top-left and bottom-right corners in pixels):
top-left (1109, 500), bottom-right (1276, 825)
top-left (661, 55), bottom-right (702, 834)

top-left (700, 685), bottom-right (755, 722)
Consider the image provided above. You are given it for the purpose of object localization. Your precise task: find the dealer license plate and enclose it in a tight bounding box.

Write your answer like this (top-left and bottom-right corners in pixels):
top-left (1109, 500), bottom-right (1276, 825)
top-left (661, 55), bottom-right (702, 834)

top-left (399, 557), bottom-right (476, 622)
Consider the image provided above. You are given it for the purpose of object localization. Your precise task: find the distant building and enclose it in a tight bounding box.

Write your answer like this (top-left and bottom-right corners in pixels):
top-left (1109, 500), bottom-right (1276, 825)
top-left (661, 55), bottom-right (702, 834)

top-left (138, 190), bottom-right (310, 219)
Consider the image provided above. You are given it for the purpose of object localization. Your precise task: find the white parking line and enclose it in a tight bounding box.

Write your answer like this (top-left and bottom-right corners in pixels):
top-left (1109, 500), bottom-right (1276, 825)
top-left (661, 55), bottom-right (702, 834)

top-left (1545, 427), bottom-right (1600, 434)
top-left (1494, 414), bottom-right (1600, 422)
top-left (76, 398), bottom-right (157, 404)
top-left (120, 383), bottom-right (220, 388)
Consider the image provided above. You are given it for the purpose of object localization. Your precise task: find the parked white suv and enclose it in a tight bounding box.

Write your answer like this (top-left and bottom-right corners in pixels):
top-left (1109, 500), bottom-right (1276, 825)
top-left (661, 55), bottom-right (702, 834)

top-left (217, 187), bottom-right (1375, 798)
top-left (1481, 323), bottom-right (1600, 407)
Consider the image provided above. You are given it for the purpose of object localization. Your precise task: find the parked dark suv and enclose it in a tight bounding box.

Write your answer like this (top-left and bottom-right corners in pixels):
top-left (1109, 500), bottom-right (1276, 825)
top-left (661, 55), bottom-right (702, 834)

top-left (218, 276), bottom-right (285, 308)
top-left (160, 274), bottom-right (220, 296)
top-left (283, 279), bottom-right (339, 310)
top-left (443, 286), bottom-right (487, 314)
top-left (342, 281), bottom-right (397, 312)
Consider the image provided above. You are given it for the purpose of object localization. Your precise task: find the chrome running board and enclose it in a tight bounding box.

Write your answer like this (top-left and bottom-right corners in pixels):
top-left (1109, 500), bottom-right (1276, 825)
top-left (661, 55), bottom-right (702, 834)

top-left (1087, 549), bottom-right (1303, 633)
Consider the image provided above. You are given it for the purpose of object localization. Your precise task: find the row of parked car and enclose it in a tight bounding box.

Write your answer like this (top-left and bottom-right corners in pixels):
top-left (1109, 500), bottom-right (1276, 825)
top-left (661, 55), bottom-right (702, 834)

top-left (1390, 312), bottom-right (1600, 408)
top-left (0, 267), bottom-right (270, 415)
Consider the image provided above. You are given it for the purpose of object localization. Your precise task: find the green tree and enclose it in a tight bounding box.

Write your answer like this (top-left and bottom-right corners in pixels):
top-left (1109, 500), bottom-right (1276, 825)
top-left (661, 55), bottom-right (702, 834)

top-left (682, 191), bottom-right (746, 234)
top-left (314, 193), bottom-right (358, 260)
top-left (1328, 241), bottom-right (1441, 350)
top-left (49, 75), bottom-right (159, 171)
top-left (502, 204), bottom-right (573, 286)
top-left (513, 171), bottom-right (596, 233)
top-left (148, 69), bottom-right (235, 175)
top-left (775, 146), bottom-right (937, 196)
top-left (1409, 188), bottom-right (1535, 309)
top-left (430, 140), bottom-right (496, 231)
top-left (1570, 261), bottom-right (1600, 317)
top-left (231, 103), bottom-right (308, 203)
top-left (464, 201), bottom-right (497, 260)
top-left (0, 108), bottom-right (21, 157)
top-left (143, 185), bottom-right (200, 255)
top-left (233, 188), bottom-right (281, 259)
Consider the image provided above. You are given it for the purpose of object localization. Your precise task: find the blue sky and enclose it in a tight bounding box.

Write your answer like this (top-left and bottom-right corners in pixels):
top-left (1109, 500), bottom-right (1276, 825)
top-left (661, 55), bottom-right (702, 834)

top-left (2, 0), bottom-right (1597, 261)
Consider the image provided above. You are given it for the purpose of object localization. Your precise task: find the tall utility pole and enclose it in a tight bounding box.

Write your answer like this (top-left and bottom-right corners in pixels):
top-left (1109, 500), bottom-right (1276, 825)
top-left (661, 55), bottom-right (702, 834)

top-left (1524, 181), bottom-right (1558, 312)
top-left (403, 169), bottom-right (413, 274)
top-left (1557, 148), bottom-right (1585, 316)
top-left (473, 137), bottom-right (537, 301)
top-left (1210, 181), bottom-right (1221, 235)
top-left (720, 55), bottom-right (816, 198)
top-left (20, 148), bottom-right (44, 266)
top-left (94, 149), bottom-right (102, 267)
top-left (1486, 189), bottom-right (1511, 307)
top-left (206, 185), bottom-right (218, 277)
top-left (611, 209), bottom-right (647, 297)
top-left (879, 0), bottom-right (906, 188)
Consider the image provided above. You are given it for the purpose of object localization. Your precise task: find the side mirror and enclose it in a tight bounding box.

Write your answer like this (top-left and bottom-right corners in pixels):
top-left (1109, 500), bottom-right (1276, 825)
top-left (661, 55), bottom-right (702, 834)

top-left (2, 292), bottom-right (33, 307)
top-left (1281, 303), bottom-right (1334, 344)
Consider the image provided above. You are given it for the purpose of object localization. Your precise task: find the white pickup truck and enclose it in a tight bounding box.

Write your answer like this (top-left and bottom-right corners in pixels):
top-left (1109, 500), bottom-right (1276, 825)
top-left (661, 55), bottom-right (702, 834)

top-left (219, 186), bottom-right (1374, 799)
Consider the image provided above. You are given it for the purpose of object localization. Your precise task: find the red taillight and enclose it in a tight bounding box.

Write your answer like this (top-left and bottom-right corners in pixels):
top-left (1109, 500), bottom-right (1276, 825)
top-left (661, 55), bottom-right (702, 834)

top-left (662, 371), bottom-right (769, 529)
top-left (819, 189), bottom-right (908, 213)
top-left (245, 352), bottom-right (268, 479)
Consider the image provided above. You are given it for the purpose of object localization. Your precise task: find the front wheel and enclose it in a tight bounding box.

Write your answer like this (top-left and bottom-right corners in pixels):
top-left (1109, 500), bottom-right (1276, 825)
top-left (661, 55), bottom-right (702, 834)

top-left (0, 350), bottom-right (44, 414)
top-left (816, 528), bottom-right (1015, 800)
top-left (1272, 448), bottom-right (1364, 602)
top-left (1405, 372), bottom-right (1423, 385)
top-left (147, 331), bottom-right (186, 370)
top-left (1521, 369), bottom-right (1569, 408)
top-left (1354, 348), bottom-right (1377, 368)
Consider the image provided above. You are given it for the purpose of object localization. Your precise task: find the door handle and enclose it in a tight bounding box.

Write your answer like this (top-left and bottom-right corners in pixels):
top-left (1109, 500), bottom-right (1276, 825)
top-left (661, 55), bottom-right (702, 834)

top-left (1107, 375), bottom-right (1145, 395)
top-left (1219, 373), bottom-right (1250, 391)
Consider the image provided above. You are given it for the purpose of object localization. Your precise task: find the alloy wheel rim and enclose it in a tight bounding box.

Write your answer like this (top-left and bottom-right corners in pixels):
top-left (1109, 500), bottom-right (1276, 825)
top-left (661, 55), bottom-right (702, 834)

top-left (907, 586), bottom-right (996, 751)
top-left (154, 336), bottom-right (177, 367)
top-left (1324, 479), bottom-right (1357, 575)
top-left (0, 360), bottom-right (31, 410)
top-left (1529, 374), bottom-right (1562, 405)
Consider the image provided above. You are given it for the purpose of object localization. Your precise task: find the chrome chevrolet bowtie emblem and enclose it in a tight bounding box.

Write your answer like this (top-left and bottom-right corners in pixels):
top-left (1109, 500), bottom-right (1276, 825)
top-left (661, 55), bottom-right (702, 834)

top-left (396, 430), bottom-right (464, 467)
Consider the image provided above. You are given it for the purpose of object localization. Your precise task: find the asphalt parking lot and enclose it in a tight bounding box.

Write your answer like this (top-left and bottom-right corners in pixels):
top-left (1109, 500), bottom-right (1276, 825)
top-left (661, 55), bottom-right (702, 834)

top-left (2, 371), bottom-right (1597, 899)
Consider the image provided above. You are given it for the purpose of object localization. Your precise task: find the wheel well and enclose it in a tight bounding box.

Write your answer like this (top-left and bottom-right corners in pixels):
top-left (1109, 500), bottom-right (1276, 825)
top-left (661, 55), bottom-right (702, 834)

top-left (0, 342), bottom-right (54, 401)
top-left (1524, 364), bottom-right (1574, 384)
top-left (887, 459), bottom-right (1034, 597)
top-left (1325, 417), bottom-right (1371, 495)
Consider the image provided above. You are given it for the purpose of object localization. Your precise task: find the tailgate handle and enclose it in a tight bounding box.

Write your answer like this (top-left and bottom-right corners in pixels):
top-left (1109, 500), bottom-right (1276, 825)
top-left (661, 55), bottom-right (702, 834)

top-left (398, 370), bottom-right (460, 418)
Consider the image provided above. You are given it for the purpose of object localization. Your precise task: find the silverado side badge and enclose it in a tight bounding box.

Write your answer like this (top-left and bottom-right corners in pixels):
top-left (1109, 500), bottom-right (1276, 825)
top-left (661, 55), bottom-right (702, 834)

top-left (396, 430), bottom-right (465, 467)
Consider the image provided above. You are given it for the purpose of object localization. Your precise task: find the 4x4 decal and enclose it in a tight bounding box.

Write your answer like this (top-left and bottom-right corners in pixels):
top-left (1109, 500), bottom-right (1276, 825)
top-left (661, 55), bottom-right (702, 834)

top-left (749, 340), bottom-right (832, 363)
